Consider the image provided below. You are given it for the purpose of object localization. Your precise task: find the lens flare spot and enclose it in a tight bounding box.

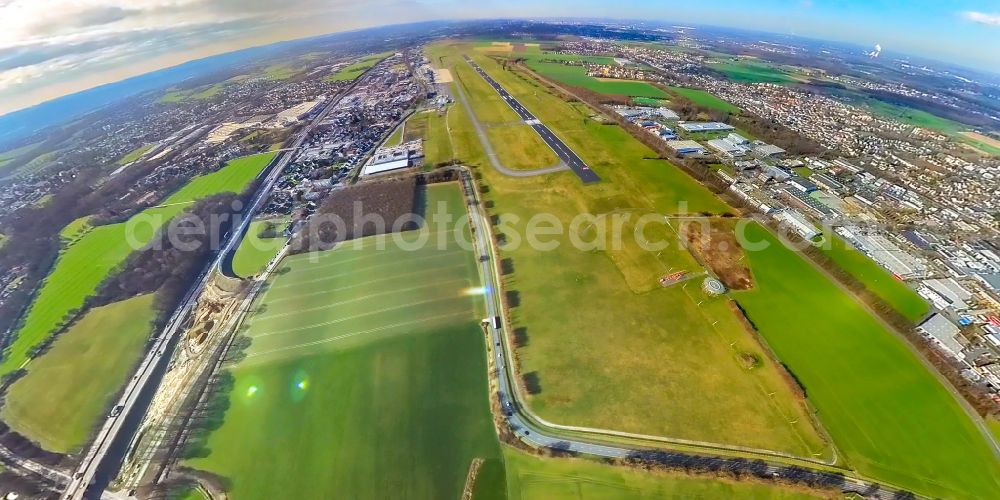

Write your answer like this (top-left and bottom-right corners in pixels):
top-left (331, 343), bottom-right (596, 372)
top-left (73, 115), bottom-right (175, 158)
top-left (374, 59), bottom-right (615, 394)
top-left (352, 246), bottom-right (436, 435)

top-left (247, 385), bottom-right (259, 397)
top-left (462, 286), bottom-right (486, 296)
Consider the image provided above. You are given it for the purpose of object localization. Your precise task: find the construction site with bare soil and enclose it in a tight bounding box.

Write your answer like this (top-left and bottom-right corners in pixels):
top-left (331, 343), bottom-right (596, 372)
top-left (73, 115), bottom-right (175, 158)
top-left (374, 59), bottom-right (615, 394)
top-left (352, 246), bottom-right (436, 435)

top-left (113, 272), bottom-right (258, 497)
top-left (682, 219), bottom-right (754, 291)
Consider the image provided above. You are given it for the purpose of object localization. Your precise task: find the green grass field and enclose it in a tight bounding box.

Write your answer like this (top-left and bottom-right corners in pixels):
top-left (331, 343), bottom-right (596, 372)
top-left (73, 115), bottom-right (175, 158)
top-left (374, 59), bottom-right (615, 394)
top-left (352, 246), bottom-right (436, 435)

top-left (327, 51), bottom-right (394, 82)
top-left (17, 149), bottom-right (64, 176)
top-left (385, 123), bottom-right (404, 146)
top-left (709, 60), bottom-right (798, 84)
top-left (666, 86), bottom-right (741, 114)
top-left (0, 152), bottom-right (277, 377)
top-left (169, 486), bottom-right (208, 500)
top-left (863, 99), bottom-right (965, 135)
top-left (159, 82), bottom-right (226, 103)
top-left (523, 61), bottom-right (667, 98)
top-left (262, 63), bottom-right (300, 81)
top-left (231, 218), bottom-right (288, 278)
top-left (429, 42), bottom-right (829, 457)
top-left (735, 222), bottom-right (1000, 499)
top-left (473, 41), bottom-right (666, 99)
top-left (116, 144), bottom-right (154, 165)
top-left (0, 141), bottom-right (41, 174)
top-left (2, 294), bottom-right (156, 452)
top-left (503, 449), bottom-right (826, 500)
top-left (404, 110), bottom-right (455, 166)
top-left (959, 134), bottom-right (1000, 156)
top-left (186, 183), bottom-right (504, 499)
top-left (818, 234), bottom-right (929, 322)
top-left (632, 97), bottom-right (669, 107)
top-left (452, 61), bottom-right (560, 169)
top-left (989, 417), bottom-right (1000, 443)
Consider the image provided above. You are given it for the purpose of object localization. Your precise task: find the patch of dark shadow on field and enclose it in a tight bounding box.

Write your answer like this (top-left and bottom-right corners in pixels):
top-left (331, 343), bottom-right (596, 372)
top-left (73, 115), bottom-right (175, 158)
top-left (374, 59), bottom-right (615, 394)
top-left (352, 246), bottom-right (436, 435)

top-left (505, 290), bottom-right (521, 308)
top-left (500, 257), bottom-right (514, 275)
top-left (522, 371), bottom-right (542, 395)
top-left (512, 327), bottom-right (529, 348)
top-left (182, 371), bottom-right (236, 459)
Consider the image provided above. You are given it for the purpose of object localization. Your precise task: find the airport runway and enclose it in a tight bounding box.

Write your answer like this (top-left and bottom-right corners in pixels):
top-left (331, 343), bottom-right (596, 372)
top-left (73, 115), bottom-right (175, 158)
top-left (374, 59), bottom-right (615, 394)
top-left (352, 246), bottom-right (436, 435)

top-left (464, 56), bottom-right (600, 184)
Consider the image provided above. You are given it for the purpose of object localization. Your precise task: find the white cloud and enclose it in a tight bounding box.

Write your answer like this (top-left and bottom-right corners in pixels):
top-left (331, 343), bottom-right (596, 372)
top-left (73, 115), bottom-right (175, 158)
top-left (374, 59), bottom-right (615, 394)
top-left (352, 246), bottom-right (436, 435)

top-left (962, 11), bottom-right (1000, 27)
top-left (0, 0), bottom-right (425, 109)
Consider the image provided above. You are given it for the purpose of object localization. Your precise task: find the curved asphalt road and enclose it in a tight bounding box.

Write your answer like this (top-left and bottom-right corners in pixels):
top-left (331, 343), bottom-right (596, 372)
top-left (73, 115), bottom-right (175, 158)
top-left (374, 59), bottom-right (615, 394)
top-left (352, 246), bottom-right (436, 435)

top-left (451, 60), bottom-right (569, 178)
top-left (463, 57), bottom-right (600, 184)
top-left (456, 166), bottom-right (919, 500)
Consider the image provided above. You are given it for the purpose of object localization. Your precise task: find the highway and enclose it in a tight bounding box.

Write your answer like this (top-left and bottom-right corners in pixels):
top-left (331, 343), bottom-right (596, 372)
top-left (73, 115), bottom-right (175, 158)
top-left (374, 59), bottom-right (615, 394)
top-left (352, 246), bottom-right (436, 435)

top-left (457, 167), bottom-right (916, 500)
top-left (463, 57), bottom-right (600, 184)
top-left (60, 76), bottom-right (346, 500)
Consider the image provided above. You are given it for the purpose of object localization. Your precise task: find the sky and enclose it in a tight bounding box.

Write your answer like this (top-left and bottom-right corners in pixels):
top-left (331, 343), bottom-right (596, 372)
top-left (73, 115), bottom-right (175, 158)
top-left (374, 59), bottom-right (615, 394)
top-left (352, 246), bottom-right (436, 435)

top-left (1, 0), bottom-right (998, 116)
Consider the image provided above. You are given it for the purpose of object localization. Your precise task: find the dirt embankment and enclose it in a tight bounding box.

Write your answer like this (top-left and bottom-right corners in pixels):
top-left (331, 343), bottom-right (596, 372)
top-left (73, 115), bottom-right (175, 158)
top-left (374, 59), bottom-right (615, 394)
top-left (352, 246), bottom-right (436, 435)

top-left (683, 220), bottom-right (753, 290)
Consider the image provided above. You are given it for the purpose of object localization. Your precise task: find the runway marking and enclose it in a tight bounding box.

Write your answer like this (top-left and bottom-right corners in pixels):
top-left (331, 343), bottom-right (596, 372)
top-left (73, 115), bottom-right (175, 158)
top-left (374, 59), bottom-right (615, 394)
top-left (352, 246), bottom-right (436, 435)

top-left (249, 295), bottom-right (466, 338)
top-left (252, 278), bottom-right (470, 322)
top-left (244, 311), bottom-right (472, 360)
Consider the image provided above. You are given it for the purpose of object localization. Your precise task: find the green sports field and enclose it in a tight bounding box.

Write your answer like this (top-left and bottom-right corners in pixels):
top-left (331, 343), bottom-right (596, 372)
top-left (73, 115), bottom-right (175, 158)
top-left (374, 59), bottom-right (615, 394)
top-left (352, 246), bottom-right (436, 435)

top-left (231, 218), bottom-right (288, 278)
top-left (2, 294), bottom-right (156, 452)
top-left (735, 222), bottom-right (1000, 499)
top-left (666, 86), bottom-right (741, 114)
top-left (818, 234), bottom-right (929, 322)
top-left (429, 42), bottom-right (829, 458)
top-left (0, 152), bottom-right (277, 377)
top-left (503, 448), bottom-right (826, 500)
top-left (186, 183), bottom-right (505, 499)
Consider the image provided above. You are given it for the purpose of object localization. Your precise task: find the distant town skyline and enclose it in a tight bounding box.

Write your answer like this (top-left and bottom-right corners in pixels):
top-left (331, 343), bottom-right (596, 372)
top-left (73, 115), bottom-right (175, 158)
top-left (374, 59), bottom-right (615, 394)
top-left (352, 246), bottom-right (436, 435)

top-left (1, 0), bottom-right (998, 116)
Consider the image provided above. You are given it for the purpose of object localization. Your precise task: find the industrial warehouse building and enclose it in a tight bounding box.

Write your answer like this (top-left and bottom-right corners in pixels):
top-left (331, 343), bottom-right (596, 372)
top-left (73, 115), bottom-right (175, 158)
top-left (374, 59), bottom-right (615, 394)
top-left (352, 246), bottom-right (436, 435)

top-left (666, 140), bottom-right (705, 156)
top-left (918, 314), bottom-right (965, 361)
top-left (361, 140), bottom-right (424, 176)
top-left (835, 226), bottom-right (928, 279)
top-left (773, 209), bottom-right (820, 239)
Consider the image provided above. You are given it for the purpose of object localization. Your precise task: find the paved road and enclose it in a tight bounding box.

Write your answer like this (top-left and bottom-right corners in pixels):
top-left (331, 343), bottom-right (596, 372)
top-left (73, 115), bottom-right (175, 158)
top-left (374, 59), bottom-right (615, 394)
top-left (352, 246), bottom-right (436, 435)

top-left (461, 56), bottom-right (600, 184)
top-left (60, 75), bottom-right (348, 500)
top-left (451, 64), bottom-right (567, 178)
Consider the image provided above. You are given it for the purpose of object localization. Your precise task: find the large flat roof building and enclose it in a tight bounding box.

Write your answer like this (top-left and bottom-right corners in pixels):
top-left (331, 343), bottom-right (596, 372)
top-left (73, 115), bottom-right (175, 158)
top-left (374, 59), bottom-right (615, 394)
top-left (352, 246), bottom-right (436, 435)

top-left (752, 143), bottom-right (786, 158)
top-left (774, 209), bottom-right (820, 240)
top-left (836, 226), bottom-right (927, 279)
top-left (666, 140), bottom-right (705, 155)
top-left (918, 314), bottom-right (964, 360)
top-left (678, 121), bottom-right (734, 133)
